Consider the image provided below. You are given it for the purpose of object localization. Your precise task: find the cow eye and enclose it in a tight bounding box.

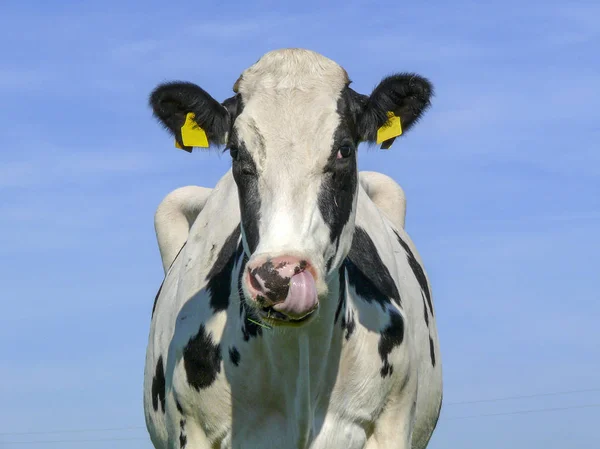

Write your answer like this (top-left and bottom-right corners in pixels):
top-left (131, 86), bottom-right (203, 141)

top-left (229, 147), bottom-right (239, 160)
top-left (337, 145), bottom-right (354, 159)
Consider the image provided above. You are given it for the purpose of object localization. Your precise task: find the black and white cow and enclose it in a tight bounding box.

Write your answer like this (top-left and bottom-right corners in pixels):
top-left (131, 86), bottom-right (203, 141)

top-left (144, 48), bottom-right (442, 449)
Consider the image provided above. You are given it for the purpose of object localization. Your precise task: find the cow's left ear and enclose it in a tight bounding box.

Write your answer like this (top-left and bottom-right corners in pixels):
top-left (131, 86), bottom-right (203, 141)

top-left (149, 81), bottom-right (235, 152)
top-left (356, 73), bottom-right (433, 149)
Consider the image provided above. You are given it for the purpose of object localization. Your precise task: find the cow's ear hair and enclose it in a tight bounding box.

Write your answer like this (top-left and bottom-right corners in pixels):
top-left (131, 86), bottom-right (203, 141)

top-left (149, 81), bottom-right (234, 151)
top-left (356, 73), bottom-right (433, 144)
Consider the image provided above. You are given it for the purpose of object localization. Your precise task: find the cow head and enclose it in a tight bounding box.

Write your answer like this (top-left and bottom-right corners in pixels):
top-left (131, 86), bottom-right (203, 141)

top-left (150, 49), bottom-right (432, 326)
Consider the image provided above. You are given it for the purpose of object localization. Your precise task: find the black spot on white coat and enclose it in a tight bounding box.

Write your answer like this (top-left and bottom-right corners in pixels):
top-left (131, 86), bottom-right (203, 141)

top-left (343, 307), bottom-right (356, 340)
top-left (206, 225), bottom-right (242, 312)
top-left (393, 230), bottom-right (432, 315)
top-left (334, 265), bottom-right (346, 325)
top-left (151, 356), bottom-right (166, 412)
top-left (378, 311), bottom-right (405, 377)
top-left (229, 347), bottom-right (241, 366)
top-left (335, 266), bottom-right (355, 339)
top-left (422, 291), bottom-right (429, 327)
top-left (346, 227), bottom-right (401, 308)
top-left (179, 418), bottom-right (187, 448)
top-left (429, 336), bottom-right (436, 367)
top-left (183, 324), bottom-right (222, 390)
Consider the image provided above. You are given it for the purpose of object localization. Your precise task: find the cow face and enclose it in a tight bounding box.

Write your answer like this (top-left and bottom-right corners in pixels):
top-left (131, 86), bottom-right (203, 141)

top-left (149, 49), bottom-right (432, 326)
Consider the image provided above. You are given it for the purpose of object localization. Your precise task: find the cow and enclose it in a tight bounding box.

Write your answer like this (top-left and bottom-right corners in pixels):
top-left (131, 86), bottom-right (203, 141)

top-left (143, 48), bottom-right (442, 449)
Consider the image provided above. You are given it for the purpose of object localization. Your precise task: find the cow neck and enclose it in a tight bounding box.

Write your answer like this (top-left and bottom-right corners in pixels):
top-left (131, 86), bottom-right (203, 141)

top-left (241, 267), bottom-right (343, 425)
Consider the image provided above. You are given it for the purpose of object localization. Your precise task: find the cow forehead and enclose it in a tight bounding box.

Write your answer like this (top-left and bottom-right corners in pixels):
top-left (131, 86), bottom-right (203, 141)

top-left (234, 49), bottom-right (349, 166)
top-left (235, 48), bottom-right (349, 98)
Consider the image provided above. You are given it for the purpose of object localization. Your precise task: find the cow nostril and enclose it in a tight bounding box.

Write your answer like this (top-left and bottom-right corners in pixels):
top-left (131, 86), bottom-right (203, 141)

top-left (248, 269), bottom-right (263, 292)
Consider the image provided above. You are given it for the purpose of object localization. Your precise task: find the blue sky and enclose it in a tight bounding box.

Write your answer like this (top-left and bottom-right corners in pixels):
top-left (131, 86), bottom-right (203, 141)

top-left (1, 0), bottom-right (599, 447)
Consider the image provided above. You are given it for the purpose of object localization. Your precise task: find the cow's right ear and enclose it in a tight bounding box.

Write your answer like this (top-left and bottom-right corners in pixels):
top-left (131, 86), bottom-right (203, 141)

top-left (149, 81), bottom-right (234, 152)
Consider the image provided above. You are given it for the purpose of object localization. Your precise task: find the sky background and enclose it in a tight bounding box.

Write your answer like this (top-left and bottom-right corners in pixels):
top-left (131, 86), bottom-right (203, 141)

top-left (1, 0), bottom-right (599, 447)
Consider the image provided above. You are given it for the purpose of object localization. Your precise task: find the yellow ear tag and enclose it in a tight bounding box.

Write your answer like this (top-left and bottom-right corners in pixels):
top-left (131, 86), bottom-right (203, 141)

top-left (376, 112), bottom-right (402, 148)
top-left (180, 112), bottom-right (209, 148)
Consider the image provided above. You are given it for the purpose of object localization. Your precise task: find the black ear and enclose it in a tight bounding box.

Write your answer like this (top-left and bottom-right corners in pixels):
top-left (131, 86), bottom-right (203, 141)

top-left (357, 73), bottom-right (433, 145)
top-left (149, 81), bottom-right (233, 152)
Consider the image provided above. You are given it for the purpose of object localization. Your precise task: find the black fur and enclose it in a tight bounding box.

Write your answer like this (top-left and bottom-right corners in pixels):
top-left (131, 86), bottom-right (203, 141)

top-left (354, 74), bottom-right (433, 143)
top-left (151, 356), bottom-right (166, 412)
top-left (206, 226), bottom-right (242, 313)
top-left (230, 135), bottom-right (261, 254)
top-left (149, 82), bottom-right (234, 151)
top-left (422, 291), bottom-right (429, 327)
top-left (183, 324), bottom-right (222, 390)
top-left (429, 336), bottom-right (436, 367)
top-left (342, 307), bottom-right (356, 340)
top-left (393, 230), bottom-right (433, 316)
top-left (229, 347), bottom-right (241, 366)
top-left (378, 311), bottom-right (405, 378)
top-left (151, 281), bottom-right (163, 319)
top-left (179, 418), bottom-right (187, 448)
top-left (335, 265), bottom-right (355, 339)
top-left (334, 265), bottom-right (346, 324)
top-left (317, 93), bottom-right (359, 243)
top-left (237, 250), bottom-right (263, 341)
top-left (346, 227), bottom-right (401, 308)
top-left (326, 256), bottom-right (334, 274)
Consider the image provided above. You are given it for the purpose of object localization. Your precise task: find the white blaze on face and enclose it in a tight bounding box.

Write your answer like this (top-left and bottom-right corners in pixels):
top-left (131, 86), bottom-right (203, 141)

top-left (233, 49), bottom-right (356, 289)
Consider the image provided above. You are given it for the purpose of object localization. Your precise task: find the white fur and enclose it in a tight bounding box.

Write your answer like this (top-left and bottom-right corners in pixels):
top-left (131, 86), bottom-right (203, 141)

top-left (234, 49), bottom-right (353, 295)
top-left (154, 186), bottom-right (212, 273)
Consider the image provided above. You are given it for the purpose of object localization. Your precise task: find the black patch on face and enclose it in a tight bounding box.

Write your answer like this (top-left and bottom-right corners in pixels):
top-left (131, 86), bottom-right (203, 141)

top-left (229, 346), bottom-right (241, 366)
top-left (179, 418), bottom-right (187, 448)
top-left (205, 225), bottom-right (242, 313)
top-left (429, 336), bottom-right (436, 367)
top-left (230, 133), bottom-right (261, 254)
top-left (175, 399), bottom-right (183, 414)
top-left (317, 100), bottom-right (359, 243)
top-left (238, 250), bottom-right (263, 341)
top-left (378, 311), bottom-right (405, 378)
top-left (151, 356), bottom-right (166, 413)
top-left (183, 324), bottom-right (222, 390)
top-left (393, 230), bottom-right (432, 316)
top-left (152, 242), bottom-right (187, 319)
top-left (249, 259), bottom-right (292, 304)
top-left (346, 227), bottom-right (401, 308)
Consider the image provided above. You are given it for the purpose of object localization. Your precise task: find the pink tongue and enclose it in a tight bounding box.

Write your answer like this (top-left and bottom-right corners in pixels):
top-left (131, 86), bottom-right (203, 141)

top-left (272, 271), bottom-right (318, 319)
